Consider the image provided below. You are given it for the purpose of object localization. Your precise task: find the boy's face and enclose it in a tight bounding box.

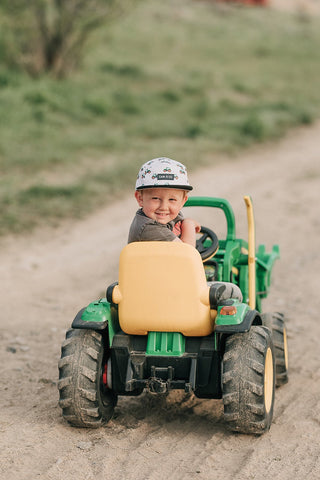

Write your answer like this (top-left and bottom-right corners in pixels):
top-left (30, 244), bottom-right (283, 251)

top-left (135, 188), bottom-right (188, 224)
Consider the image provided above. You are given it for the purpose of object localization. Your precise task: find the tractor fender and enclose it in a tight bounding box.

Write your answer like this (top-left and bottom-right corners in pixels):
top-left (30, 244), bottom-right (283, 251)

top-left (71, 300), bottom-right (111, 331)
top-left (214, 308), bottom-right (262, 333)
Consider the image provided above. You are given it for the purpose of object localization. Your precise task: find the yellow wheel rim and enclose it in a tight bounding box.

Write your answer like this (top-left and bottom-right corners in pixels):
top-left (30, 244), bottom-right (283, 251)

top-left (283, 327), bottom-right (289, 371)
top-left (264, 347), bottom-right (274, 413)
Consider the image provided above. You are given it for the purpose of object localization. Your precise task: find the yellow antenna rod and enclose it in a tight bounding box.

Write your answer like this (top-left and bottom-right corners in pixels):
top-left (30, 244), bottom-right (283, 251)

top-left (244, 196), bottom-right (256, 310)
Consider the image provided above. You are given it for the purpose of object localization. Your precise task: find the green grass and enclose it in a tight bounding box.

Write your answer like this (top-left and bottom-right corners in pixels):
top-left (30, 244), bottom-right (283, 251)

top-left (1, 0), bottom-right (320, 235)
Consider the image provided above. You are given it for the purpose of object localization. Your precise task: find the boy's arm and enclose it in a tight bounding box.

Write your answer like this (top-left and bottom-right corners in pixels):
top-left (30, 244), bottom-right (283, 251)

top-left (177, 218), bottom-right (201, 247)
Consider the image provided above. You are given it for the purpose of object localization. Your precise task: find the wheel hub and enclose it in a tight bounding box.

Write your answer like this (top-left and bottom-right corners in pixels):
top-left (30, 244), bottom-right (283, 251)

top-left (264, 347), bottom-right (274, 413)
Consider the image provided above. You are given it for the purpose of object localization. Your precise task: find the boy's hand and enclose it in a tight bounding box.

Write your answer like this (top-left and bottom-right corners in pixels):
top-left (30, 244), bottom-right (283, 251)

top-left (195, 222), bottom-right (201, 234)
top-left (172, 220), bottom-right (182, 237)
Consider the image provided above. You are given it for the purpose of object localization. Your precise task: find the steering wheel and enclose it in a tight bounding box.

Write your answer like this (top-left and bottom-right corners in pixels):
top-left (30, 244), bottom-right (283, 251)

top-left (196, 226), bottom-right (219, 261)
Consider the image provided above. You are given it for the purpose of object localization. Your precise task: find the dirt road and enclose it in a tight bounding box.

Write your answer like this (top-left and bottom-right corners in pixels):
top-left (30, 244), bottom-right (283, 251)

top-left (1, 120), bottom-right (320, 480)
top-left (269, 0), bottom-right (320, 15)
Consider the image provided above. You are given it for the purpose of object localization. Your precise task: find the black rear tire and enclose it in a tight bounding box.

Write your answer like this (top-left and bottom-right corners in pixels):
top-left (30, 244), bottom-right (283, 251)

top-left (261, 312), bottom-right (289, 387)
top-left (222, 326), bottom-right (275, 435)
top-left (58, 328), bottom-right (117, 428)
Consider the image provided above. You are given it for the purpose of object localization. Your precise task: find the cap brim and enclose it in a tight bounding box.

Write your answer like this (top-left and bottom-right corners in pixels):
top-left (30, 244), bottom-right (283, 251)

top-left (136, 184), bottom-right (193, 191)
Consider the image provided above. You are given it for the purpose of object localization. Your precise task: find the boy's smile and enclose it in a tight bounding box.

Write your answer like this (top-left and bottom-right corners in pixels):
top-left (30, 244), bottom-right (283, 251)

top-left (135, 188), bottom-right (188, 224)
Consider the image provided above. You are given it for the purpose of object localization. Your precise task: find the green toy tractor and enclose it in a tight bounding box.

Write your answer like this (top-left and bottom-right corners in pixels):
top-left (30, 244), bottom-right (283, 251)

top-left (58, 196), bottom-right (288, 435)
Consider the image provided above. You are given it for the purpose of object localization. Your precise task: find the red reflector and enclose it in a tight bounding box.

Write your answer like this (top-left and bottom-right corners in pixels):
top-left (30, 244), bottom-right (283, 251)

top-left (220, 305), bottom-right (237, 316)
top-left (102, 364), bottom-right (108, 386)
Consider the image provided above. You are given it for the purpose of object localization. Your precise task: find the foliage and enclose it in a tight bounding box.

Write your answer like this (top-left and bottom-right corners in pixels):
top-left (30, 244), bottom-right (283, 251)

top-left (0, 0), bottom-right (136, 76)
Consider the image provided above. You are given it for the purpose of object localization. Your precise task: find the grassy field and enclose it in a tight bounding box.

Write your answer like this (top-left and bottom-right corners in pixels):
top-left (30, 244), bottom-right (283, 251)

top-left (1, 0), bottom-right (320, 235)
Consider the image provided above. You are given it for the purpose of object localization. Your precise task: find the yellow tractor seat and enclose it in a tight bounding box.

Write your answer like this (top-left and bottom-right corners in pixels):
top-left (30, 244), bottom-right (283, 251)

top-left (110, 242), bottom-right (217, 336)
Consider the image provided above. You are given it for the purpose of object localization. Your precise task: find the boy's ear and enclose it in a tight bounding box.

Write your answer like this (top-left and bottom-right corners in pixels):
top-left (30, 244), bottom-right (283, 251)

top-left (182, 193), bottom-right (189, 206)
top-left (135, 190), bottom-right (143, 207)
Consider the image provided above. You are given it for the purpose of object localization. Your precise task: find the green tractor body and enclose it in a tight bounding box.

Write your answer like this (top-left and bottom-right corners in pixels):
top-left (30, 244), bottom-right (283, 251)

top-left (58, 197), bottom-right (288, 434)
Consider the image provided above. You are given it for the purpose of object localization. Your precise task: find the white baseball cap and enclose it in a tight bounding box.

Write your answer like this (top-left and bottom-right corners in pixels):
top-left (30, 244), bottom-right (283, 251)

top-left (135, 157), bottom-right (193, 191)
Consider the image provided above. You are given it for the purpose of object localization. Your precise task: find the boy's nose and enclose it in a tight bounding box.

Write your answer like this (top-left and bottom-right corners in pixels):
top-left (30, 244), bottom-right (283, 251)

top-left (161, 201), bottom-right (170, 210)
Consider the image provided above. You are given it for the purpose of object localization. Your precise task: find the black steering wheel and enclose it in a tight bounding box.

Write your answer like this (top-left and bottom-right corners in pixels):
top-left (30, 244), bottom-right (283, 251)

top-left (196, 226), bottom-right (219, 261)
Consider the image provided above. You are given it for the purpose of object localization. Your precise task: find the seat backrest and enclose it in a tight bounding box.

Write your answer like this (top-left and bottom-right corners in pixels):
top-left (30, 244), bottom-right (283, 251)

top-left (112, 242), bottom-right (216, 336)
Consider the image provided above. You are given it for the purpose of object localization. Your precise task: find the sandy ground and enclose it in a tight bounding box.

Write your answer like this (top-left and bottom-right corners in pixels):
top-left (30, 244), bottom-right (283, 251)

top-left (269, 0), bottom-right (320, 15)
top-left (1, 116), bottom-right (320, 479)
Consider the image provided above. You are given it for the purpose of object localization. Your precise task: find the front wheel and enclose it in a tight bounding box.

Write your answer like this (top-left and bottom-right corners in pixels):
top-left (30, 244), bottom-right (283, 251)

top-left (222, 326), bottom-right (276, 435)
top-left (58, 328), bottom-right (117, 428)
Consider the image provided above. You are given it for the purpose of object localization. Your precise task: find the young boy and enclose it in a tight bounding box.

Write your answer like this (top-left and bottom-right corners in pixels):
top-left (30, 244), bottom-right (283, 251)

top-left (128, 156), bottom-right (243, 305)
top-left (128, 157), bottom-right (200, 245)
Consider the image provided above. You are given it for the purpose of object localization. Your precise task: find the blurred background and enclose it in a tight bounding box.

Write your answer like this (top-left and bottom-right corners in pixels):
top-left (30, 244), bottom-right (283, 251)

top-left (0, 0), bottom-right (319, 236)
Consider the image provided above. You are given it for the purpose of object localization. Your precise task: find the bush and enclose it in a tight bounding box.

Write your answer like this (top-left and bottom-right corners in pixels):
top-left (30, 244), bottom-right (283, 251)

top-left (0, 0), bottom-right (137, 77)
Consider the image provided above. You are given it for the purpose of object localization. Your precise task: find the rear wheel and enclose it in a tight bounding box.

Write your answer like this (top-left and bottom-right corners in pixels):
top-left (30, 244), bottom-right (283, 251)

top-left (58, 328), bottom-right (117, 428)
top-left (222, 326), bottom-right (275, 435)
top-left (262, 312), bottom-right (289, 386)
